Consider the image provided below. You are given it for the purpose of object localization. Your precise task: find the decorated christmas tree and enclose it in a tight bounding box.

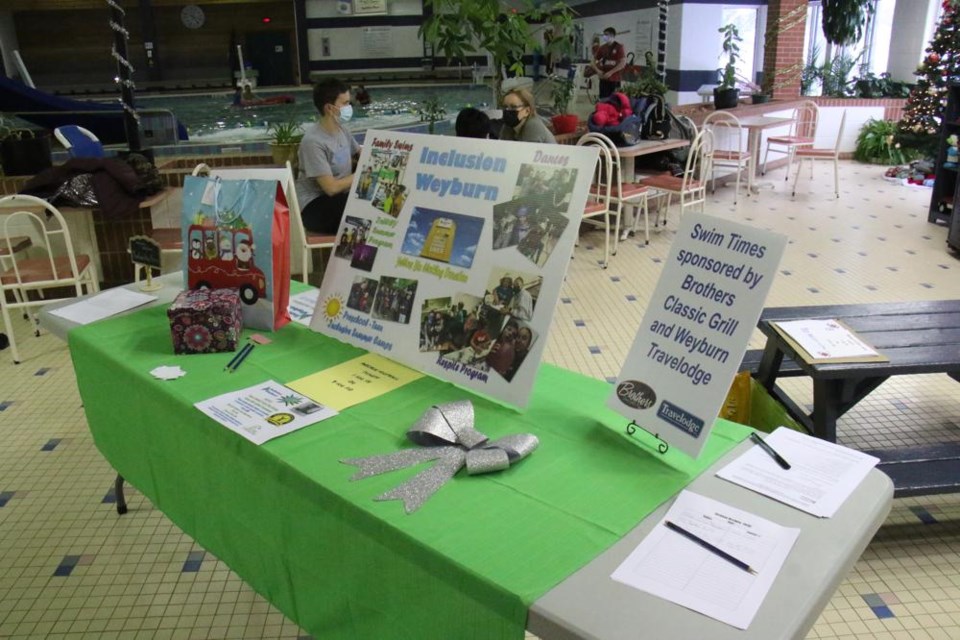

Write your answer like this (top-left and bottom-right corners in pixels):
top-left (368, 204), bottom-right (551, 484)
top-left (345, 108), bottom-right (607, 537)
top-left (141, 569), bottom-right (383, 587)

top-left (898, 0), bottom-right (960, 154)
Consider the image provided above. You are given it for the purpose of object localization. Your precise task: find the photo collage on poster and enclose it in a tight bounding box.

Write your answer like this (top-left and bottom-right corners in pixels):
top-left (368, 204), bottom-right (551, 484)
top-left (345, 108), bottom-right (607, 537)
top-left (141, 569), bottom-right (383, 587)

top-left (419, 267), bottom-right (542, 383)
top-left (492, 164), bottom-right (578, 267)
top-left (311, 132), bottom-right (599, 407)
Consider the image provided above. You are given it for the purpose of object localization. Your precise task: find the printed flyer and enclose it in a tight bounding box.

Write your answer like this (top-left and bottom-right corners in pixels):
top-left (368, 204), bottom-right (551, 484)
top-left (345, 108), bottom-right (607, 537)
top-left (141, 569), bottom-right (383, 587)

top-left (310, 130), bottom-right (599, 407)
top-left (607, 213), bottom-right (787, 458)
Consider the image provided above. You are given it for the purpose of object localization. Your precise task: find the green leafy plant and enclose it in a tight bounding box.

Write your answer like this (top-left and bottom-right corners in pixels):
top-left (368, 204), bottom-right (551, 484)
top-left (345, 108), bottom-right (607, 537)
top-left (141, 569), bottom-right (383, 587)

top-left (717, 23), bottom-right (741, 90)
top-left (853, 72), bottom-right (913, 98)
top-left (417, 96), bottom-right (447, 134)
top-left (822, 0), bottom-right (874, 46)
top-left (420, 0), bottom-right (576, 102)
top-left (854, 118), bottom-right (909, 165)
top-left (621, 53), bottom-right (668, 97)
top-left (801, 42), bottom-right (823, 95)
top-left (267, 120), bottom-right (303, 145)
top-left (550, 75), bottom-right (575, 114)
top-left (820, 51), bottom-right (861, 97)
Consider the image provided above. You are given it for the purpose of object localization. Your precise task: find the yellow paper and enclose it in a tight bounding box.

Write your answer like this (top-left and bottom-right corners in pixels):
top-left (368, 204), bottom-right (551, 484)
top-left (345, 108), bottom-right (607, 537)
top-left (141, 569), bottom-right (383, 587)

top-left (287, 353), bottom-right (423, 411)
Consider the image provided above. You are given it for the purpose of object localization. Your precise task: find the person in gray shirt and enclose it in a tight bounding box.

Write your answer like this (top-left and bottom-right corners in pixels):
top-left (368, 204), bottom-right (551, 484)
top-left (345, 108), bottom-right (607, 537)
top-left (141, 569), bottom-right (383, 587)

top-left (499, 87), bottom-right (556, 144)
top-left (296, 78), bottom-right (361, 234)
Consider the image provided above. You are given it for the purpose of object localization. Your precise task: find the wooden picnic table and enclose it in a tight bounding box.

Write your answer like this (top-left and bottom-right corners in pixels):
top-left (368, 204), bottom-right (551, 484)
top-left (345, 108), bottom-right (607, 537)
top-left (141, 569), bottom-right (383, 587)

top-left (749, 300), bottom-right (960, 496)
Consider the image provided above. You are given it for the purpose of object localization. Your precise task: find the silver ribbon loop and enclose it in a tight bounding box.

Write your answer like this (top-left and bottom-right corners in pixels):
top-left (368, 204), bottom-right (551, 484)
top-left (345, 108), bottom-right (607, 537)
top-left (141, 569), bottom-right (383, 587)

top-left (341, 400), bottom-right (538, 513)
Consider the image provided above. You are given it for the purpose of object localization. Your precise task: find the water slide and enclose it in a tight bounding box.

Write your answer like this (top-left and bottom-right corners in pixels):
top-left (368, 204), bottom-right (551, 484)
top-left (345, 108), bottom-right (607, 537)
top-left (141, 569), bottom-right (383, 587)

top-left (0, 75), bottom-right (189, 144)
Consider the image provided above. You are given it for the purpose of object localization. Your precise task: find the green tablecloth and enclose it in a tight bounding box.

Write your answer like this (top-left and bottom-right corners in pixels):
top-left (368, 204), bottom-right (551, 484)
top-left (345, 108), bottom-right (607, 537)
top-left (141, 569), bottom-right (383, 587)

top-left (69, 301), bottom-right (751, 639)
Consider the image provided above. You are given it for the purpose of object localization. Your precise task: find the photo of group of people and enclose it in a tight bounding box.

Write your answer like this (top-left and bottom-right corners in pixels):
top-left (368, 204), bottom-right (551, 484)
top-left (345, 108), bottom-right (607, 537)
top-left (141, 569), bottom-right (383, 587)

top-left (483, 268), bottom-right (540, 322)
top-left (333, 215), bottom-right (378, 271)
top-left (418, 269), bottom-right (541, 382)
top-left (513, 165), bottom-right (578, 213)
top-left (371, 276), bottom-right (418, 324)
top-left (401, 206), bottom-right (485, 269)
top-left (492, 197), bottom-right (569, 268)
top-left (334, 216), bottom-right (372, 259)
top-left (346, 276), bottom-right (378, 314)
top-left (355, 144), bottom-right (411, 218)
top-left (491, 164), bottom-right (578, 268)
top-left (346, 274), bottom-right (418, 324)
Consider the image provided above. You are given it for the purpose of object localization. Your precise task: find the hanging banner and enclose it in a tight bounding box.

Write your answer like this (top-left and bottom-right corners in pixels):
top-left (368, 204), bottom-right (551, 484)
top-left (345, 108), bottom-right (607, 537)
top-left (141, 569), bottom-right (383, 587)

top-left (607, 212), bottom-right (787, 458)
top-left (310, 130), bottom-right (598, 407)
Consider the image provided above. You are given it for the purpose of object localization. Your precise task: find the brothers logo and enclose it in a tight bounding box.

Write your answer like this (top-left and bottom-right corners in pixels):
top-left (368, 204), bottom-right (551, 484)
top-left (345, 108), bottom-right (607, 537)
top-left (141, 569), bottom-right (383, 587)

top-left (615, 380), bottom-right (657, 410)
top-left (656, 400), bottom-right (704, 437)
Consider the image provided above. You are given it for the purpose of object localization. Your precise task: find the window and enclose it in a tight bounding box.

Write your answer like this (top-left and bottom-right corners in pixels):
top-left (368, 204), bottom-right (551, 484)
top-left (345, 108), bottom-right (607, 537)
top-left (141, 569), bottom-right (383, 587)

top-left (721, 7), bottom-right (760, 84)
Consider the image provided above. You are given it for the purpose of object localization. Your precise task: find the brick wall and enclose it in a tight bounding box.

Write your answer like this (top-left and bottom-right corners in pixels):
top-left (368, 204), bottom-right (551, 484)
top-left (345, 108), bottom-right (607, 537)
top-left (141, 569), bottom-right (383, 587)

top-left (763, 0), bottom-right (808, 101)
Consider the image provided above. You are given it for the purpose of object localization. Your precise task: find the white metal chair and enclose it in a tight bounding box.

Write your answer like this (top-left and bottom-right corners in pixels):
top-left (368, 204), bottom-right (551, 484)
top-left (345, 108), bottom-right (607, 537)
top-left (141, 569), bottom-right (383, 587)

top-left (284, 161), bottom-right (336, 284)
top-left (762, 100), bottom-right (819, 178)
top-left (639, 128), bottom-right (713, 225)
top-left (0, 234), bottom-right (32, 308)
top-left (791, 110), bottom-right (847, 199)
top-left (575, 134), bottom-right (616, 268)
top-left (702, 110), bottom-right (750, 204)
top-left (0, 194), bottom-right (99, 364)
top-left (580, 132), bottom-right (652, 245)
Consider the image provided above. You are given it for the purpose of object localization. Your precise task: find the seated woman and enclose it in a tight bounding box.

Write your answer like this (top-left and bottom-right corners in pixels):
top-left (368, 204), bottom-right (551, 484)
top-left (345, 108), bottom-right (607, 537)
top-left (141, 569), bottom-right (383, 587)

top-left (295, 78), bottom-right (360, 234)
top-left (499, 88), bottom-right (556, 144)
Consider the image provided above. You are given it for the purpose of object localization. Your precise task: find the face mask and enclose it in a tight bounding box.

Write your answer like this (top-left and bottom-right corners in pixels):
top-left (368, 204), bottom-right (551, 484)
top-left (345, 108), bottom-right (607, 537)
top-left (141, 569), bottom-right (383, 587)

top-left (338, 104), bottom-right (354, 123)
top-left (503, 109), bottom-right (521, 127)
top-left (602, 35), bottom-right (611, 44)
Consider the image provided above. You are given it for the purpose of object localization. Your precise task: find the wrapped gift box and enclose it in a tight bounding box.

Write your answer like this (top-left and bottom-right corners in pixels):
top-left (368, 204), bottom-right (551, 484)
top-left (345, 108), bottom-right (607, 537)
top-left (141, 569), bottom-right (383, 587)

top-left (168, 288), bottom-right (243, 354)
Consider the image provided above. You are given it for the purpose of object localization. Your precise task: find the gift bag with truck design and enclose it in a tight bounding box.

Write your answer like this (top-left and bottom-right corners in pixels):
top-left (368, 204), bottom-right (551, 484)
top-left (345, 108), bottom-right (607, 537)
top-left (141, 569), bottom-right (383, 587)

top-left (181, 175), bottom-right (290, 331)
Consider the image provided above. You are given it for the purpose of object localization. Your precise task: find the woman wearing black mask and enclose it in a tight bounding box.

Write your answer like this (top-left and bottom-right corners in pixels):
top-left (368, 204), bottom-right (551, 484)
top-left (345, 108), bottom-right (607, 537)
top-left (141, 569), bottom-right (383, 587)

top-left (499, 88), bottom-right (556, 144)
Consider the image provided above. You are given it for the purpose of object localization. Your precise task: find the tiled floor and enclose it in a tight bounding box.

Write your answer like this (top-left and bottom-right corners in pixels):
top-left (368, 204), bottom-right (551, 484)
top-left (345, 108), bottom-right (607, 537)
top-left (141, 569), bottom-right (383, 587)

top-left (1, 159), bottom-right (959, 639)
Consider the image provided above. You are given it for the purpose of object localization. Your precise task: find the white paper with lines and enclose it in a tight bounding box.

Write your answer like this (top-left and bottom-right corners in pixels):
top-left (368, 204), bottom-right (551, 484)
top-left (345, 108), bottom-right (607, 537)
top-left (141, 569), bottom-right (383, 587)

top-left (611, 490), bottom-right (799, 629)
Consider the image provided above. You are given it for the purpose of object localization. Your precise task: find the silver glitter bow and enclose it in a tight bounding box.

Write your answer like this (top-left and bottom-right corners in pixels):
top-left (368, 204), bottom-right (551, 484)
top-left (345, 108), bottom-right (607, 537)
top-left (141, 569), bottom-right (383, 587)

top-left (341, 400), bottom-right (539, 513)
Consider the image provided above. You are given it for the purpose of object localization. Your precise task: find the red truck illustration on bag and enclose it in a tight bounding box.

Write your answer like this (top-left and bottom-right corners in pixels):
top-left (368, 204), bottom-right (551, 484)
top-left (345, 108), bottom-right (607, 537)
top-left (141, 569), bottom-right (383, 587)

top-left (187, 222), bottom-right (267, 305)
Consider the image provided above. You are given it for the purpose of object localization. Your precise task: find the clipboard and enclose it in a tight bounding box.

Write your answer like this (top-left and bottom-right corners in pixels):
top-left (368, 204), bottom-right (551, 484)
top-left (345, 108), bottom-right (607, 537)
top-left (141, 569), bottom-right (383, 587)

top-left (770, 318), bottom-right (889, 364)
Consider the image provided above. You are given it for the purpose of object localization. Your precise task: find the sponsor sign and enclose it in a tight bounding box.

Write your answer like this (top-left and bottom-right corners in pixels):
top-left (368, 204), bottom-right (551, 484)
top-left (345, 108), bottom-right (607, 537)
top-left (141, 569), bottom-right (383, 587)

top-left (607, 212), bottom-right (786, 458)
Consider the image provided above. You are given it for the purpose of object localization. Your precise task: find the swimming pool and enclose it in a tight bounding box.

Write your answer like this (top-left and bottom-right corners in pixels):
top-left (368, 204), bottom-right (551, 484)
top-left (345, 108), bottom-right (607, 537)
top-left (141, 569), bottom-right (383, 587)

top-left (138, 84), bottom-right (495, 143)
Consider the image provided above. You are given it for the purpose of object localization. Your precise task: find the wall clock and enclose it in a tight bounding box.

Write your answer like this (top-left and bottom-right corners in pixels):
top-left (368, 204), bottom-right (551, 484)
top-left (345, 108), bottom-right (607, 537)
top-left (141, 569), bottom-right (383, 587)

top-left (180, 5), bottom-right (206, 29)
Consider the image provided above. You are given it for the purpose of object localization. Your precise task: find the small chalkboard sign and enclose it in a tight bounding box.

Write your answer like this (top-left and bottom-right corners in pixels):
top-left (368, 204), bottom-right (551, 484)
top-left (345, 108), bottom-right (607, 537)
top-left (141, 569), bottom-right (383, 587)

top-left (129, 235), bottom-right (162, 269)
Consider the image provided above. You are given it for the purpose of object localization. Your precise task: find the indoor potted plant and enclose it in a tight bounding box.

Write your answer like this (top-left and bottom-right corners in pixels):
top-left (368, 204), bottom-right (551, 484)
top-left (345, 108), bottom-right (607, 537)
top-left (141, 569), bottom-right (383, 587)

top-left (550, 74), bottom-right (578, 135)
top-left (714, 23), bottom-right (741, 110)
top-left (420, 0), bottom-right (575, 104)
top-left (417, 96), bottom-right (447, 134)
top-left (267, 120), bottom-right (302, 169)
top-left (738, 75), bottom-right (770, 104)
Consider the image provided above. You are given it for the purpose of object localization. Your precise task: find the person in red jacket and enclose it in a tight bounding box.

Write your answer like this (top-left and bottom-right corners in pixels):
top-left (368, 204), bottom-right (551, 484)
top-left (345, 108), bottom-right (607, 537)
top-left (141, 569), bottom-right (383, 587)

top-left (590, 27), bottom-right (627, 99)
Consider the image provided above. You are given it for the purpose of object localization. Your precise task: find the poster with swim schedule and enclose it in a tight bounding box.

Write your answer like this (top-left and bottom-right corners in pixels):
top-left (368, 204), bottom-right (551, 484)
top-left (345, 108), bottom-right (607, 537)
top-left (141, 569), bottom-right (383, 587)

top-left (310, 130), bottom-right (598, 407)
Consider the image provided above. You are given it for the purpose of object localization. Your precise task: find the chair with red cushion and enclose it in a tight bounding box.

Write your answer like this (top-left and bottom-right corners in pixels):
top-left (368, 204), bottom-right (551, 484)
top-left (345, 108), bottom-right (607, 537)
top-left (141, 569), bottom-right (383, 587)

top-left (575, 133), bottom-right (617, 268)
top-left (703, 110), bottom-right (750, 204)
top-left (0, 194), bottom-right (99, 364)
top-left (640, 128), bottom-right (713, 225)
top-left (791, 110), bottom-right (847, 199)
top-left (762, 100), bottom-right (819, 179)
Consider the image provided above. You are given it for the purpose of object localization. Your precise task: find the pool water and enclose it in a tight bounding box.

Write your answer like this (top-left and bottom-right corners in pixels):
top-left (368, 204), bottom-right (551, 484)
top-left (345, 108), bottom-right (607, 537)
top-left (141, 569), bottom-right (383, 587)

top-left (138, 84), bottom-right (495, 143)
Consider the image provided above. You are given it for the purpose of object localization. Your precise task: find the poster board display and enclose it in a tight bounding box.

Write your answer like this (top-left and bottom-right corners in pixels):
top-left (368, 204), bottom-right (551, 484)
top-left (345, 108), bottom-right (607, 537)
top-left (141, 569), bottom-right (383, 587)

top-left (310, 130), bottom-right (599, 407)
top-left (607, 213), bottom-right (787, 458)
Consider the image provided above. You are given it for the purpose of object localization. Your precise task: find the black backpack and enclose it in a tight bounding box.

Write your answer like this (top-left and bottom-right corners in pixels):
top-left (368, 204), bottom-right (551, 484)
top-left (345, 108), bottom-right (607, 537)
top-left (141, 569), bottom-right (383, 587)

top-left (640, 95), bottom-right (672, 140)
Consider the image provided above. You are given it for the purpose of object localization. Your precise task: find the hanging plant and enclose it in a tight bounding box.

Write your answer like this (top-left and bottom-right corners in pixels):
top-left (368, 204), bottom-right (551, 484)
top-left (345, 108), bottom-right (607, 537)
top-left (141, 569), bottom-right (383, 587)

top-left (821, 0), bottom-right (874, 46)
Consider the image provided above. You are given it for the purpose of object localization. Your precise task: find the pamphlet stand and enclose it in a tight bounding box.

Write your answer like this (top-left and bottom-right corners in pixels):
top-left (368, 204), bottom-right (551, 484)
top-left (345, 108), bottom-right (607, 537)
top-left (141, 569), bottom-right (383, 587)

top-left (625, 421), bottom-right (670, 454)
